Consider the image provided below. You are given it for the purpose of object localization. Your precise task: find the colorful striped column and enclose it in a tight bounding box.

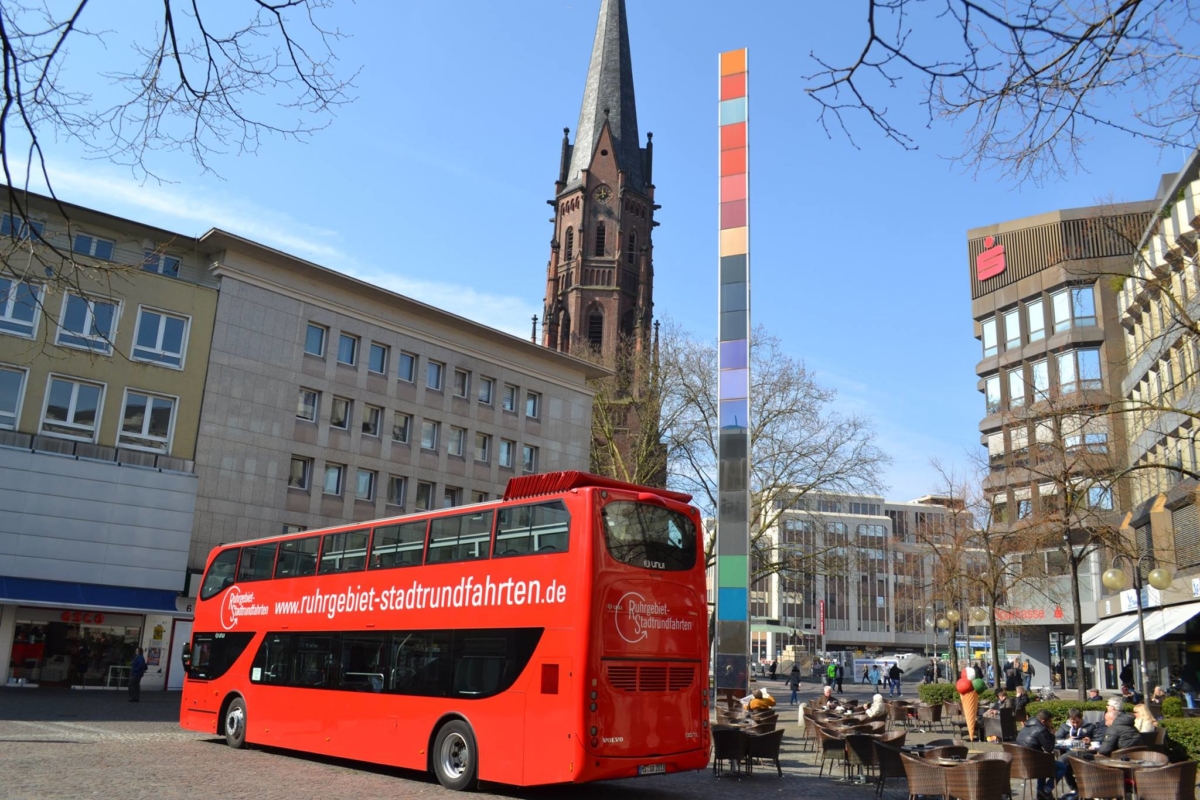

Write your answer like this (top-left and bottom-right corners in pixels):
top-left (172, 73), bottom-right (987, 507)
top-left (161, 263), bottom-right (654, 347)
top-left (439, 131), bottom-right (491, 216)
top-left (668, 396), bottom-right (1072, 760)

top-left (714, 47), bottom-right (750, 700)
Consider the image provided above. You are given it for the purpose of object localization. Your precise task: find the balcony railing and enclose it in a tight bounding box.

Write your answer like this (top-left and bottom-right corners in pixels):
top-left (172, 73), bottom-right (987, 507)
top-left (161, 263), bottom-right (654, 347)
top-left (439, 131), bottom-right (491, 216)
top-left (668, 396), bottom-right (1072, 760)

top-left (0, 429), bottom-right (194, 474)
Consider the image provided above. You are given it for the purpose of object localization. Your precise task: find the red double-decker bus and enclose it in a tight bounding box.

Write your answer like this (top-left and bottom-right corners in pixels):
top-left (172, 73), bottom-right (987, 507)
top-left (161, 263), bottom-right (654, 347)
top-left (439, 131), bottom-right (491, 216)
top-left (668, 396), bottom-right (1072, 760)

top-left (179, 472), bottom-right (710, 789)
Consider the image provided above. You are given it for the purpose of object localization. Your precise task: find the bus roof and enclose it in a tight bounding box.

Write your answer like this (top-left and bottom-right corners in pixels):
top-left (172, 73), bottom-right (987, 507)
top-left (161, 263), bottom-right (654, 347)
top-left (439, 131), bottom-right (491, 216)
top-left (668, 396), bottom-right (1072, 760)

top-left (503, 471), bottom-right (692, 504)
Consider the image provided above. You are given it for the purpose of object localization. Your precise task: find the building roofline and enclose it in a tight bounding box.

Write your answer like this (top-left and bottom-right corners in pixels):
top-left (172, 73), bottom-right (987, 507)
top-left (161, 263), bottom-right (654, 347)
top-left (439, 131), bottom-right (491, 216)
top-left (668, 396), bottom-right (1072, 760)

top-left (5, 187), bottom-right (200, 247)
top-left (966, 200), bottom-right (1158, 240)
top-left (198, 227), bottom-right (612, 380)
top-left (1136, 148), bottom-right (1200, 252)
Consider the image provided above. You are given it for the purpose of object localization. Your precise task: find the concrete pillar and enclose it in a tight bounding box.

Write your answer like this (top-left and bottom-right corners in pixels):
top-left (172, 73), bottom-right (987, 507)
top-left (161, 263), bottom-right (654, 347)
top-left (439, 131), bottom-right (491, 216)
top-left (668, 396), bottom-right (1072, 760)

top-left (0, 603), bottom-right (17, 684)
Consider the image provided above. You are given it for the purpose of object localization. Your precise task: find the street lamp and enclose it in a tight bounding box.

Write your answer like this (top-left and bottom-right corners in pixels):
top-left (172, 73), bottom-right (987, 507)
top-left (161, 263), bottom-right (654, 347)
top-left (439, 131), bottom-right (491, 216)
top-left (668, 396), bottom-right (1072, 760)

top-left (1100, 556), bottom-right (1174, 698)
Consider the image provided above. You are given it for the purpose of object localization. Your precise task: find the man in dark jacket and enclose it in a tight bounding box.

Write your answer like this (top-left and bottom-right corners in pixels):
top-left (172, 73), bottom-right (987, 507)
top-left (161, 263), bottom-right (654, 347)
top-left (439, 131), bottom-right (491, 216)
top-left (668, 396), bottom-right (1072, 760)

top-left (887, 662), bottom-right (902, 697)
top-left (1013, 685), bottom-right (1030, 716)
top-left (1055, 709), bottom-right (1095, 741)
top-left (128, 647), bottom-right (147, 702)
top-left (1097, 712), bottom-right (1143, 755)
top-left (1015, 710), bottom-right (1056, 800)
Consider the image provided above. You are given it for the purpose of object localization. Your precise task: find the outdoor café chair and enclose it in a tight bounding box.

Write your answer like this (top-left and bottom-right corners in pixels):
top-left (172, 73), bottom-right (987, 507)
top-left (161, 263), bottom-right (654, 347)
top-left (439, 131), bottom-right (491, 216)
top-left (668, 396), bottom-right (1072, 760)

top-left (942, 757), bottom-right (1012, 800)
top-left (900, 752), bottom-right (947, 800)
top-left (846, 733), bottom-right (878, 783)
top-left (1109, 748), bottom-right (1169, 766)
top-left (1132, 760), bottom-right (1198, 800)
top-left (1068, 756), bottom-right (1125, 800)
top-left (888, 703), bottom-right (911, 731)
top-left (712, 727), bottom-right (747, 778)
top-left (926, 745), bottom-right (969, 760)
top-left (873, 741), bottom-right (907, 799)
top-left (815, 724), bottom-right (847, 778)
top-left (744, 729), bottom-right (785, 778)
top-left (880, 729), bottom-right (907, 748)
top-left (1002, 743), bottom-right (1055, 800)
top-left (918, 702), bottom-right (945, 732)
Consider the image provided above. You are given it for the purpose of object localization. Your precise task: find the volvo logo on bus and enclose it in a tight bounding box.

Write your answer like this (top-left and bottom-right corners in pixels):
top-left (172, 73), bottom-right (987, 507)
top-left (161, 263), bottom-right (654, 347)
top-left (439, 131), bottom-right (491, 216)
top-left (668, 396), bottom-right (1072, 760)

top-left (220, 585), bottom-right (269, 631)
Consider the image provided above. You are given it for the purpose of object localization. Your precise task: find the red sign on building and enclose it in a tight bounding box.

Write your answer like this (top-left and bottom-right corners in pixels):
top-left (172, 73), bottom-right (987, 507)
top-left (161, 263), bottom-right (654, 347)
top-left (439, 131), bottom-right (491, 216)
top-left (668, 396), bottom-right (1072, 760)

top-left (976, 235), bottom-right (1006, 281)
top-left (818, 599), bottom-right (826, 636)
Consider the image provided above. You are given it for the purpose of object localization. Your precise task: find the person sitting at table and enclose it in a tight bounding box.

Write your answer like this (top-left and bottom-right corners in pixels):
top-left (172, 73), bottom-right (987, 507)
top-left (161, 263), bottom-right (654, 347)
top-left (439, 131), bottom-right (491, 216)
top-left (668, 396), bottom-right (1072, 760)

top-left (983, 689), bottom-right (1012, 717)
top-left (746, 688), bottom-right (776, 712)
top-left (1014, 709), bottom-right (1056, 800)
top-left (864, 693), bottom-right (887, 720)
top-left (817, 685), bottom-right (840, 710)
top-left (1055, 709), bottom-right (1094, 741)
top-left (1097, 710), bottom-right (1143, 755)
top-left (1013, 685), bottom-right (1030, 716)
top-left (1132, 703), bottom-right (1157, 734)
top-left (1086, 688), bottom-right (1102, 702)
top-left (1058, 706), bottom-right (1117, 800)
top-left (1119, 683), bottom-right (1143, 705)
top-left (1149, 685), bottom-right (1167, 705)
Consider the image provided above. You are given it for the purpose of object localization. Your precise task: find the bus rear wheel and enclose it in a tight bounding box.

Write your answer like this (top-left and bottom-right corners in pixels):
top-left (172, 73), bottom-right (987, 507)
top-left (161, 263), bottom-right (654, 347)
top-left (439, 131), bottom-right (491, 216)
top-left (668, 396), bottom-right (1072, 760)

top-left (224, 697), bottom-right (247, 749)
top-left (432, 720), bottom-right (477, 791)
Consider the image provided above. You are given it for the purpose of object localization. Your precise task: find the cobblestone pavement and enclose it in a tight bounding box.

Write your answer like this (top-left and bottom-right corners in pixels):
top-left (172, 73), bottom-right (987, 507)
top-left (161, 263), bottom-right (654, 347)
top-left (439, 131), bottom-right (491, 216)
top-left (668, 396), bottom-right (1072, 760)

top-left (0, 681), bottom-right (989, 800)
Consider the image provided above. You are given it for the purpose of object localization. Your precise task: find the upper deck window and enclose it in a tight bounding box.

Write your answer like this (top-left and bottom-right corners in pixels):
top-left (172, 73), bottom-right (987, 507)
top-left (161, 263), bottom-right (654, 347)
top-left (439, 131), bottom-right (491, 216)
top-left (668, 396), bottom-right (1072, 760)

top-left (370, 521), bottom-right (427, 570)
top-left (320, 529), bottom-right (369, 574)
top-left (275, 536), bottom-right (320, 579)
top-left (427, 510), bottom-right (494, 564)
top-left (602, 501), bottom-right (696, 571)
top-left (494, 501), bottom-right (569, 557)
top-left (200, 549), bottom-right (240, 599)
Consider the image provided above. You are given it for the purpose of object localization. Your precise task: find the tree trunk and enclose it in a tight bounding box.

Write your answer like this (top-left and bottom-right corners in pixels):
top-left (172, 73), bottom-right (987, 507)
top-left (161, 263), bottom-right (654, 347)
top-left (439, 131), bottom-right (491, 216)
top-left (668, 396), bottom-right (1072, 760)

top-left (1069, 549), bottom-right (1087, 702)
top-left (988, 599), bottom-right (1001, 692)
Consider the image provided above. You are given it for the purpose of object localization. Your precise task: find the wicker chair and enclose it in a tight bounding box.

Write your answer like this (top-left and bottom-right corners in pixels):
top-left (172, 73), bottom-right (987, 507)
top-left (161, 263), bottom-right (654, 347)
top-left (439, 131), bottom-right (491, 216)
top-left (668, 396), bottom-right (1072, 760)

top-left (1132, 760), bottom-right (1199, 800)
top-left (815, 724), bottom-right (847, 778)
top-left (926, 745), bottom-right (970, 760)
top-left (926, 738), bottom-right (960, 747)
top-left (846, 734), bottom-right (878, 783)
top-left (918, 702), bottom-right (946, 732)
top-left (1068, 756), bottom-right (1125, 800)
top-left (943, 757), bottom-right (1012, 800)
top-left (888, 702), bottom-right (912, 731)
top-left (873, 741), bottom-right (907, 798)
top-left (901, 752), bottom-right (947, 800)
top-left (1001, 743), bottom-right (1055, 800)
top-left (744, 729), bottom-right (785, 778)
top-left (880, 729), bottom-right (907, 749)
top-left (711, 727), bottom-right (747, 777)
top-left (1109, 748), bottom-right (1169, 765)
top-left (800, 714), bottom-right (820, 752)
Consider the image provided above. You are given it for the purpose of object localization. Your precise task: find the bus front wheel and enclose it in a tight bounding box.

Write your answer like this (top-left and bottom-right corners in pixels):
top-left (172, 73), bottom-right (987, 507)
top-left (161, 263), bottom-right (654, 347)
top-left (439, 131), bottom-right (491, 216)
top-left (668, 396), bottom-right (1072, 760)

top-left (224, 697), bottom-right (247, 749)
top-left (432, 720), bottom-right (477, 791)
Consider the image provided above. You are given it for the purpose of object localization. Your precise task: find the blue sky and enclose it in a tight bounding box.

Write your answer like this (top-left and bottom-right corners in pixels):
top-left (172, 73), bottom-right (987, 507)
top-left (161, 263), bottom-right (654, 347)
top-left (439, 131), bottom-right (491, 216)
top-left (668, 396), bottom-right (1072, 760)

top-left (22, 1), bottom-right (1189, 501)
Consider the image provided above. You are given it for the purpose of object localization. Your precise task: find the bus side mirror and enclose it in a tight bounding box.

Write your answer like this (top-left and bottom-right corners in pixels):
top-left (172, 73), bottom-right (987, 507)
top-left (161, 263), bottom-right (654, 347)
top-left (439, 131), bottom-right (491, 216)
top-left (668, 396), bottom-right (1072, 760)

top-left (181, 642), bottom-right (192, 668)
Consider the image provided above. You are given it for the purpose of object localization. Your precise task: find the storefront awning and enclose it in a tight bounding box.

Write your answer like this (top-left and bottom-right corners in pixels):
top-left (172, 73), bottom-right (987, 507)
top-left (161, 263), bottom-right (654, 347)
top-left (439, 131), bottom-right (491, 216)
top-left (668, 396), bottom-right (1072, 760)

top-left (0, 576), bottom-right (187, 617)
top-left (1066, 601), bottom-right (1200, 648)
top-left (751, 623), bottom-right (797, 635)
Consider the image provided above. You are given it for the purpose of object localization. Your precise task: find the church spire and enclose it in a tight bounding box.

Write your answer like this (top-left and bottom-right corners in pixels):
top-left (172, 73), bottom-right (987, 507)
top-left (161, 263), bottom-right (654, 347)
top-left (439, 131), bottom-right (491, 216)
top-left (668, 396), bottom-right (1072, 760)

top-left (566, 0), bottom-right (643, 192)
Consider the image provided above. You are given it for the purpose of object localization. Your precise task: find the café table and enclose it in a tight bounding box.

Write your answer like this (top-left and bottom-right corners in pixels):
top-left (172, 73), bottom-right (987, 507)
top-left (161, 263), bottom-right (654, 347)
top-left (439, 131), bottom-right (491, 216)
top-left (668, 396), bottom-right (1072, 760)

top-left (1094, 755), bottom-right (1158, 800)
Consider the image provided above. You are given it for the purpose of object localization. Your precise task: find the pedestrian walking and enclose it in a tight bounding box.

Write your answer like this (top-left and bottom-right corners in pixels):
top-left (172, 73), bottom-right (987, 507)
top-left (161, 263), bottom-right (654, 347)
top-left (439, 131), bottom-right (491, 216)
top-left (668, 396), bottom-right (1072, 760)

top-left (834, 662), bottom-right (844, 693)
top-left (788, 665), bottom-right (801, 705)
top-left (888, 662), bottom-right (903, 697)
top-left (1022, 658), bottom-right (1034, 691)
top-left (128, 647), bottom-right (147, 702)
top-left (861, 664), bottom-right (870, 684)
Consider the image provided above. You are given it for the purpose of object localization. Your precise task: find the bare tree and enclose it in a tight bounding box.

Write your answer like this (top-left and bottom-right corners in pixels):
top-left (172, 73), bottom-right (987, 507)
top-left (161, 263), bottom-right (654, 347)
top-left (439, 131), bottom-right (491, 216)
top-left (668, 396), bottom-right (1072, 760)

top-left (807, 1), bottom-right (1200, 182)
top-left (0, 0), bottom-right (355, 347)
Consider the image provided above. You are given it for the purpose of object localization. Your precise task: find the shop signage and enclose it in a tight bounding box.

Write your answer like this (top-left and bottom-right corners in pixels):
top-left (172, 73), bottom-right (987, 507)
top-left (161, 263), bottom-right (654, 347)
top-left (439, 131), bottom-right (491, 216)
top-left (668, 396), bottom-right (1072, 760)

top-left (1119, 586), bottom-right (1162, 613)
top-left (995, 608), bottom-right (1045, 621)
top-left (976, 236), bottom-right (1006, 281)
top-left (60, 611), bottom-right (105, 624)
top-left (1192, 577), bottom-right (1200, 599)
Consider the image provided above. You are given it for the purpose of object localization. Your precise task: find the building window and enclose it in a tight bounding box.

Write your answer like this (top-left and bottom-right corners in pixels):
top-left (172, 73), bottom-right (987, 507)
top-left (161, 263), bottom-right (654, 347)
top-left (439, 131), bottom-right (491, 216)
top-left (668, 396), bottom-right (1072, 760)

top-left (478, 377), bottom-right (494, 405)
top-left (421, 419), bottom-right (439, 450)
top-left (0, 366), bottom-right (26, 429)
top-left (1008, 367), bottom-right (1025, 408)
top-left (472, 491), bottom-right (488, 504)
top-left (355, 469), bottom-right (376, 501)
top-left (1031, 359), bottom-right (1049, 400)
top-left (386, 475), bottom-right (407, 507)
top-left (415, 481), bottom-right (435, 510)
top-left (594, 221), bottom-right (606, 256)
top-left (1052, 286), bottom-right (1096, 332)
top-left (0, 277), bottom-right (41, 338)
top-left (398, 351), bottom-right (416, 382)
top-left (444, 486), bottom-right (462, 508)
top-left (564, 227), bottom-right (574, 261)
top-left (475, 432), bottom-right (490, 462)
top-left (288, 456), bottom-right (311, 490)
top-left (362, 405), bottom-right (381, 437)
top-left (304, 323), bottom-right (326, 356)
top-left (41, 376), bottom-right (103, 441)
top-left (392, 413), bottom-right (412, 443)
top-left (992, 497), bottom-right (1007, 524)
top-left (119, 390), bottom-right (176, 452)
top-left (132, 307), bottom-right (188, 368)
top-left (1027, 299), bottom-right (1045, 341)
top-left (1016, 496), bottom-right (1032, 520)
top-left (296, 389), bottom-right (319, 421)
top-left (330, 396), bottom-right (351, 429)
top-left (985, 375), bottom-right (1001, 414)
top-left (525, 391), bottom-right (540, 418)
top-left (1003, 308), bottom-right (1020, 351)
top-left (1088, 485), bottom-right (1113, 510)
top-left (337, 333), bottom-right (358, 366)
top-left (448, 426), bottom-right (466, 456)
top-left (981, 317), bottom-right (997, 357)
top-left (142, 251), bottom-right (181, 277)
top-left (522, 444), bottom-right (538, 473)
top-left (627, 230), bottom-right (637, 264)
top-left (588, 310), bottom-right (604, 350)
top-left (499, 439), bottom-right (515, 468)
top-left (427, 360), bottom-right (444, 391)
top-left (1057, 348), bottom-right (1102, 394)
top-left (1, 213), bottom-right (44, 240)
top-left (57, 293), bottom-right (118, 354)
top-left (502, 384), bottom-right (518, 412)
top-left (72, 233), bottom-right (115, 260)
top-left (368, 342), bottom-right (388, 374)
top-left (282, 524), bottom-right (307, 534)
top-left (323, 463), bottom-right (345, 495)
top-left (453, 369), bottom-right (469, 398)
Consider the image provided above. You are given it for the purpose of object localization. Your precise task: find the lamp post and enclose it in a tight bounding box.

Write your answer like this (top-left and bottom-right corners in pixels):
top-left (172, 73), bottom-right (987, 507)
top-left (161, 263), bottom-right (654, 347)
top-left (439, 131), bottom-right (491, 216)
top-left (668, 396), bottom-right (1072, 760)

top-left (1100, 556), bottom-right (1173, 698)
top-left (937, 616), bottom-right (950, 679)
top-left (947, 609), bottom-right (962, 671)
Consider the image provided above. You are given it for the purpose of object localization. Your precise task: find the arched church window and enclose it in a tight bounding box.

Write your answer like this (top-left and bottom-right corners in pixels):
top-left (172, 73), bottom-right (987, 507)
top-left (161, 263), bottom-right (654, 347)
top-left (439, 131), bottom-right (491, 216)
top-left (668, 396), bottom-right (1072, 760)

top-left (594, 222), bottom-right (606, 257)
top-left (626, 230), bottom-right (637, 265)
top-left (588, 308), bottom-right (604, 350)
top-left (564, 227), bottom-right (574, 261)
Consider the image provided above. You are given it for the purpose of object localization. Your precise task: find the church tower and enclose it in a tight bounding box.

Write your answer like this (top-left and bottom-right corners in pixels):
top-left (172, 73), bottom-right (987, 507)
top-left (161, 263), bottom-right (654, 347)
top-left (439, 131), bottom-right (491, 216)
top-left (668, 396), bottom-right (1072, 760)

top-left (542, 0), bottom-right (656, 361)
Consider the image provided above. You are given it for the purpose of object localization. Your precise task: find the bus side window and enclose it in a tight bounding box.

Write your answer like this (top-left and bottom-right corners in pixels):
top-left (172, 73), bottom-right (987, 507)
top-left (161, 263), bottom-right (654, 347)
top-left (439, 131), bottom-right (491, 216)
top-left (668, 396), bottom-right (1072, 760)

top-left (237, 543), bottom-right (278, 582)
top-left (319, 529), bottom-right (369, 574)
top-left (494, 501), bottom-right (570, 557)
top-left (369, 521), bottom-right (426, 570)
top-left (200, 549), bottom-right (241, 599)
top-left (427, 511), bottom-right (493, 564)
top-left (276, 536), bottom-right (320, 578)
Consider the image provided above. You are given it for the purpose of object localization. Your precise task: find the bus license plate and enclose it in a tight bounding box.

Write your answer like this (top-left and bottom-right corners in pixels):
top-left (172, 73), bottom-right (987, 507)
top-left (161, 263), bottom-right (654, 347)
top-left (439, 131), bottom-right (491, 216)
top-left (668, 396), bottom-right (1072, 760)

top-left (637, 764), bottom-right (666, 776)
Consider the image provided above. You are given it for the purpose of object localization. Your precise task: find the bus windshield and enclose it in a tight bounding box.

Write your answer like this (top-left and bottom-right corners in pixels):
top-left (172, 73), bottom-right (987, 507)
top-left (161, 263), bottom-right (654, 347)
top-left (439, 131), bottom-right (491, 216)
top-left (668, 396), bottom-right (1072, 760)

top-left (601, 501), bottom-right (695, 571)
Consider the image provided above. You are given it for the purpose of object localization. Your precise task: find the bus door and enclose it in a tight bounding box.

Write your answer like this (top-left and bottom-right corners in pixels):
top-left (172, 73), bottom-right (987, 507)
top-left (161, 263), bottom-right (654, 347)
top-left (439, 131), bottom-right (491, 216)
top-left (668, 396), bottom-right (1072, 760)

top-left (523, 657), bottom-right (574, 784)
